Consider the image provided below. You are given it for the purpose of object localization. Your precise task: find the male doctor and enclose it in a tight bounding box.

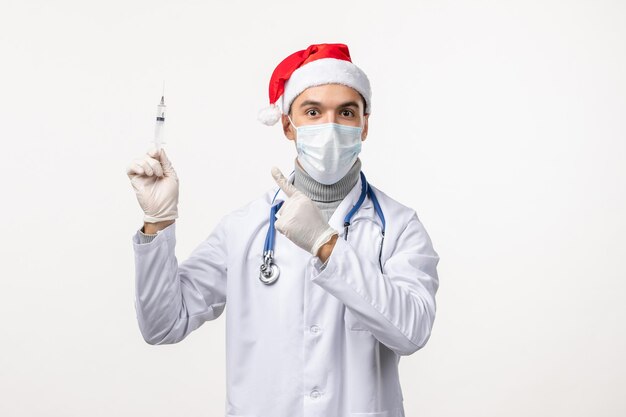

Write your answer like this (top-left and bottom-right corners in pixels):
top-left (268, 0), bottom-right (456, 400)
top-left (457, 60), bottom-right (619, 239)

top-left (126, 43), bottom-right (440, 417)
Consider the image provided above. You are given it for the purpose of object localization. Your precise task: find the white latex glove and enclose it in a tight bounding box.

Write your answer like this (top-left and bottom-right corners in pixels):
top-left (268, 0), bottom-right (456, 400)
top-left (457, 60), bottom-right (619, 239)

top-left (126, 147), bottom-right (179, 223)
top-left (271, 166), bottom-right (339, 256)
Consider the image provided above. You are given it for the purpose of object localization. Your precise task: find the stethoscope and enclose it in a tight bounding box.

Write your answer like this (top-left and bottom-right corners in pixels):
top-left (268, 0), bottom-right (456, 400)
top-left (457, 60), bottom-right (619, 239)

top-left (259, 170), bottom-right (386, 285)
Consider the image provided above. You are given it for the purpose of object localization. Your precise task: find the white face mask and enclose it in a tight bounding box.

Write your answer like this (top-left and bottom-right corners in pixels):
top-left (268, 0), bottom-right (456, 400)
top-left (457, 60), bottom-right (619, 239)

top-left (288, 115), bottom-right (364, 185)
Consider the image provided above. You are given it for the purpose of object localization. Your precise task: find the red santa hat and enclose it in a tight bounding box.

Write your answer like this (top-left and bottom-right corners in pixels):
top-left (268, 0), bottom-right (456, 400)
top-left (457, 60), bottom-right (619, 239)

top-left (257, 43), bottom-right (372, 126)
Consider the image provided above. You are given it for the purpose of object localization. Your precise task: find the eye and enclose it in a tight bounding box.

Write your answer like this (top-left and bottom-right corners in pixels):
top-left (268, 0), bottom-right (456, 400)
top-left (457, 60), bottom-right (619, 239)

top-left (341, 109), bottom-right (355, 117)
top-left (306, 109), bottom-right (319, 116)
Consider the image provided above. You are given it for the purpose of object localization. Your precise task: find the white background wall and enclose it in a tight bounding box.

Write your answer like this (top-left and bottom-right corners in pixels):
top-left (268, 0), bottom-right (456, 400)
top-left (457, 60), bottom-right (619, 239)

top-left (1, 0), bottom-right (624, 416)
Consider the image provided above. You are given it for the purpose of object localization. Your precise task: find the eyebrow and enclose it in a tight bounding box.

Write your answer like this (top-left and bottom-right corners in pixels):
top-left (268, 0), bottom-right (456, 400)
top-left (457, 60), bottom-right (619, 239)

top-left (299, 100), bottom-right (360, 109)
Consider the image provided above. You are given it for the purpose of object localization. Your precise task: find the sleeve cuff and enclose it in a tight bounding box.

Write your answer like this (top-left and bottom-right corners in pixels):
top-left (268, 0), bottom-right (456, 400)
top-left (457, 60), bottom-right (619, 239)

top-left (132, 222), bottom-right (176, 253)
top-left (312, 256), bottom-right (330, 271)
top-left (137, 229), bottom-right (158, 243)
top-left (309, 235), bottom-right (345, 276)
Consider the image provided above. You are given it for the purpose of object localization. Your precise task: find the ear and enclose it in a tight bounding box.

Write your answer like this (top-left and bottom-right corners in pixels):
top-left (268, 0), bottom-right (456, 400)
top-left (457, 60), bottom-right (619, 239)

top-left (361, 113), bottom-right (369, 141)
top-left (282, 114), bottom-right (295, 141)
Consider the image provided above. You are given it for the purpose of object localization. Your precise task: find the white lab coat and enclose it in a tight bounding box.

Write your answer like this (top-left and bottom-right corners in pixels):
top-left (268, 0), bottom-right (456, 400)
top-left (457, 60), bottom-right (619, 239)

top-left (132, 170), bottom-right (440, 417)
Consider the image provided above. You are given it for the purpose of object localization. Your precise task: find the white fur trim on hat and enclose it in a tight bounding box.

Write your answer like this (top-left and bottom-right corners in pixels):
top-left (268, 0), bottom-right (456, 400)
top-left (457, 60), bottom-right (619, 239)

top-left (281, 57), bottom-right (372, 115)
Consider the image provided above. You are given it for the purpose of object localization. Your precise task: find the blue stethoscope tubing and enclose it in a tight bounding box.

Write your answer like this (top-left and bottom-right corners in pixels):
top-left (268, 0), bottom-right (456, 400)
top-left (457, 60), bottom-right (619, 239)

top-left (259, 170), bottom-right (386, 285)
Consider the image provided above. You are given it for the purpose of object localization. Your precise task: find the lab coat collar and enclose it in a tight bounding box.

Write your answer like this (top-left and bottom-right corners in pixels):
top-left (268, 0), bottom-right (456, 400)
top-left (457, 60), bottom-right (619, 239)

top-left (271, 169), bottom-right (372, 237)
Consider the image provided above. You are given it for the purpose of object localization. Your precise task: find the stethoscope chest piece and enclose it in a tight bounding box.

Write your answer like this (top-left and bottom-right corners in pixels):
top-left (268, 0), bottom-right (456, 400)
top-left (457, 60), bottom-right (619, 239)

top-left (259, 250), bottom-right (280, 285)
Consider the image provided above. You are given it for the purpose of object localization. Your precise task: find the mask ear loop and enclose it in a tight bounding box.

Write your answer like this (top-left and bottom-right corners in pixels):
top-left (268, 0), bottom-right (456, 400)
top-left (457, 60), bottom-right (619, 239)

top-left (287, 114), bottom-right (301, 148)
top-left (287, 114), bottom-right (298, 130)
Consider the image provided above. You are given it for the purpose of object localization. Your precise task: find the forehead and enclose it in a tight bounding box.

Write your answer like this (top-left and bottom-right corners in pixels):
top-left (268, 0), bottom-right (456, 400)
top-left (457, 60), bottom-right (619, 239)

top-left (292, 83), bottom-right (363, 106)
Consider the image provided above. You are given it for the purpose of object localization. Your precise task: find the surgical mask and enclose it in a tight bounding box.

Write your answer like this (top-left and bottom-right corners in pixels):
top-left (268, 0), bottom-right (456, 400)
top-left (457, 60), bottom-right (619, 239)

top-left (288, 115), bottom-right (364, 185)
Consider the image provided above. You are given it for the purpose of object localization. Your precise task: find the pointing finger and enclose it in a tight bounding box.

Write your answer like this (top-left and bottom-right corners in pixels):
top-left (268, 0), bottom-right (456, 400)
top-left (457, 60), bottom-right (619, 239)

top-left (271, 166), bottom-right (298, 198)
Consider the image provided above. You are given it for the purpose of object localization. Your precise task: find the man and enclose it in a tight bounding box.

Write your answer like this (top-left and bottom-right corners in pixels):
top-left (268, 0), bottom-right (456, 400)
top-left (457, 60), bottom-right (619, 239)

top-left (126, 43), bottom-right (440, 417)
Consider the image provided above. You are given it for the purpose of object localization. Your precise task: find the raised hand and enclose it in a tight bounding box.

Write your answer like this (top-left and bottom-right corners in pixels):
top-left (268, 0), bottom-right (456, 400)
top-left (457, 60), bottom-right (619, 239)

top-left (271, 166), bottom-right (338, 256)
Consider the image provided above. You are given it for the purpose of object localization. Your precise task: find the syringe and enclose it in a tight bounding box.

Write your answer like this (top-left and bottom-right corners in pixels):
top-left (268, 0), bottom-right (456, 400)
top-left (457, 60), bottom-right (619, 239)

top-left (154, 81), bottom-right (166, 150)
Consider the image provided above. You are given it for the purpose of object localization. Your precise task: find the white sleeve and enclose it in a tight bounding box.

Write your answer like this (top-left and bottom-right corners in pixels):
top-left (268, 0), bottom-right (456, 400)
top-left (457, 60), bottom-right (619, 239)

top-left (131, 216), bottom-right (229, 345)
top-left (307, 211), bottom-right (440, 356)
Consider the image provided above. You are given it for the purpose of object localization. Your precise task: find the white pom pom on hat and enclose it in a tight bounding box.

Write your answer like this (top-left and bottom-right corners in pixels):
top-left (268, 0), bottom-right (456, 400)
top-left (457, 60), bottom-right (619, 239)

top-left (257, 43), bottom-right (372, 126)
top-left (257, 103), bottom-right (282, 126)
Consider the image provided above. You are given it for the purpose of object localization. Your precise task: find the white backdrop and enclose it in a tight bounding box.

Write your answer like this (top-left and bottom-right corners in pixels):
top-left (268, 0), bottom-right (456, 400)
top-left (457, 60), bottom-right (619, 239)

top-left (1, 1), bottom-right (624, 416)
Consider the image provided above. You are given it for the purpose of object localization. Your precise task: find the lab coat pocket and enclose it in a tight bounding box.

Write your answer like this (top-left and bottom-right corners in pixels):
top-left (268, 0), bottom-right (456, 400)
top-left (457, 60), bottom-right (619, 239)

top-left (348, 217), bottom-right (385, 272)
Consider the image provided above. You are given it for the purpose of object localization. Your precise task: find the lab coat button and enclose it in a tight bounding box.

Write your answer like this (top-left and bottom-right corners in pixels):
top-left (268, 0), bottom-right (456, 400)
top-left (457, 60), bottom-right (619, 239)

top-left (310, 389), bottom-right (321, 399)
top-left (310, 325), bottom-right (320, 334)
